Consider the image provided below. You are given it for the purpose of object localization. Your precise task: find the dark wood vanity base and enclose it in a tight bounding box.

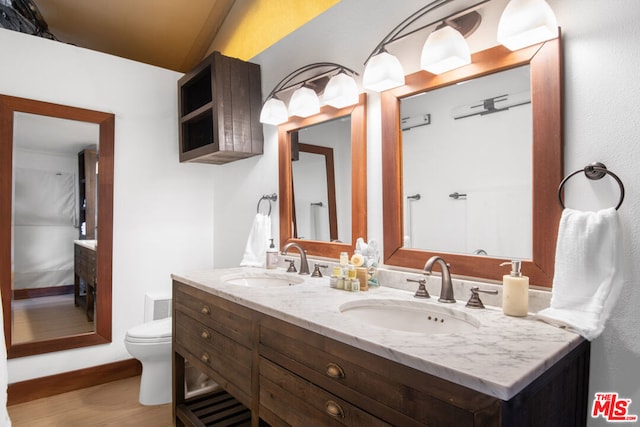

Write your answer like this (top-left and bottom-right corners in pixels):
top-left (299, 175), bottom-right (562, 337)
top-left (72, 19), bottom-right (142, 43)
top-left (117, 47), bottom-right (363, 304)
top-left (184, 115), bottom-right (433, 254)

top-left (173, 280), bottom-right (590, 427)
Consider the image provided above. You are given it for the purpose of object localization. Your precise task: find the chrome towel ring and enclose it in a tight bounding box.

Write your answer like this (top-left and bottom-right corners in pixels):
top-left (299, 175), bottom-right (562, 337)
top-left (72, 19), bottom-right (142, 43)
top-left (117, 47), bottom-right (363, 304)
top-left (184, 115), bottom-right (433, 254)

top-left (257, 193), bottom-right (278, 215)
top-left (557, 162), bottom-right (625, 210)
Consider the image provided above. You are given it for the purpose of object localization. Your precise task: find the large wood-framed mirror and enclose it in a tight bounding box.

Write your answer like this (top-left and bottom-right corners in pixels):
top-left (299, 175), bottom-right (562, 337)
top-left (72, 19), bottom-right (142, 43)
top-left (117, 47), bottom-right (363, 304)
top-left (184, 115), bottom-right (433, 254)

top-left (1, 95), bottom-right (114, 358)
top-left (382, 38), bottom-right (562, 287)
top-left (279, 93), bottom-right (366, 258)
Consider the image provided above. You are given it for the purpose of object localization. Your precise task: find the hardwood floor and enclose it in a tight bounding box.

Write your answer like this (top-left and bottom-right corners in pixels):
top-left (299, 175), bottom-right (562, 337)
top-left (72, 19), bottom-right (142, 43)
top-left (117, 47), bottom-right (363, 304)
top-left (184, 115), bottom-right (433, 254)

top-left (12, 294), bottom-right (94, 344)
top-left (7, 376), bottom-right (172, 426)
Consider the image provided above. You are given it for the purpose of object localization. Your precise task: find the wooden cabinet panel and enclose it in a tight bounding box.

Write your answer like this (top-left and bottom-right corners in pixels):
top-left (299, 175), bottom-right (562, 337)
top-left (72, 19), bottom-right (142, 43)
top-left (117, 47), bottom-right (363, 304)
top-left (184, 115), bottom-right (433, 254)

top-left (173, 284), bottom-right (254, 348)
top-left (178, 52), bottom-right (263, 164)
top-left (260, 316), bottom-right (500, 426)
top-left (260, 357), bottom-right (392, 427)
top-left (174, 310), bottom-right (252, 405)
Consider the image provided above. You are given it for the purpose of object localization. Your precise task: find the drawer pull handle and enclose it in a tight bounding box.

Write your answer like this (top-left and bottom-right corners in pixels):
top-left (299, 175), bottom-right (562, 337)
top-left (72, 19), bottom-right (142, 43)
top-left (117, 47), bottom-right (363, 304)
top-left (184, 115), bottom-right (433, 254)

top-left (326, 363), bottom-right (345, 379)
top-left (200, 330), bottom-right (211, 340)
top-left (200, 353), bottom-right (210, 364)
top-left (200, 305), bottom-right (211, 315)
top-left (325, 400), bottom-right (345, 419)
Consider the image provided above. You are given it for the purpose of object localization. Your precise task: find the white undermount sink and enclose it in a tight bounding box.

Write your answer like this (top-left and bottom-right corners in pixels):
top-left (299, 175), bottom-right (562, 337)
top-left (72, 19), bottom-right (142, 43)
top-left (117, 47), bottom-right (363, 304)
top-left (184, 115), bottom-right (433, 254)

top-left (222, 272), bottom-right (304, 288)
top-left (339, 299), bottom-right (480, 335)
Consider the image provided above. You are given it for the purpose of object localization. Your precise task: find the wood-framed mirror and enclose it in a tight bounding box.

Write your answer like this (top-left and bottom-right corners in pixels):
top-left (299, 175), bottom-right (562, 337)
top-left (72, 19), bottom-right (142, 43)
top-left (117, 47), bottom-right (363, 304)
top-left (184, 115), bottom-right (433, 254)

top-left (1, 94), bottom-right (114, 358)
top-left (279, 93), bottom-right (366, 258)
top-left (382, 37), bottom-right (562, 287)
top-left (291, 141), bottom-right (338, 242)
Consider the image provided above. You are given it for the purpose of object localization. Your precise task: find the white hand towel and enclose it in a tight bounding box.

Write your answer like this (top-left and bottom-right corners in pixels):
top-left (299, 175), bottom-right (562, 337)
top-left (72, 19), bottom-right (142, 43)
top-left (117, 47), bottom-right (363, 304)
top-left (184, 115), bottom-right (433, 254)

top-left (535, 208), bottom-right (624, 340)
top-left (240, 213), bottom-right (271, 268)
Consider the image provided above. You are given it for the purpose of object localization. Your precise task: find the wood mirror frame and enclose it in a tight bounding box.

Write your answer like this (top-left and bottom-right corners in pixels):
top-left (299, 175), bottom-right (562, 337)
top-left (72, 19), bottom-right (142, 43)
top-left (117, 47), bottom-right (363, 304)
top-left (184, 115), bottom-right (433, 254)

top-left (382, 38), bottom-right (562, 287)
top-left (0, 95), bottom-right (114, 358)
top-left (279, 93), bottom-right (367, 258)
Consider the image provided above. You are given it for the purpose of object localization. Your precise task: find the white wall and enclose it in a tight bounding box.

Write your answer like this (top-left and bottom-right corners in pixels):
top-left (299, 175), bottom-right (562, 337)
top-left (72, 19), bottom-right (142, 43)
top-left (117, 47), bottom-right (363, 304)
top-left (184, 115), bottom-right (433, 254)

top-left (0, 28), bottom-right (215, 383)
top-left (238, 0), bottom-right (640, 423)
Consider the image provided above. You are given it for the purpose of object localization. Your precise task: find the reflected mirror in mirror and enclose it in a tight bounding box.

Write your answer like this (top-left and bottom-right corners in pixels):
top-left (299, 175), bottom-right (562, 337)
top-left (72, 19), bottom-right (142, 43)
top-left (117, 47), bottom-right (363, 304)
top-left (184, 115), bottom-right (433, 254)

top-left (291, 116), bottom-right (351, 243)
top-left (1, 94), bottom-right (114, 358)
top-left (402, 66), bottom-right (532, 259)
top-left (12, 113), bottom-right (99, 344)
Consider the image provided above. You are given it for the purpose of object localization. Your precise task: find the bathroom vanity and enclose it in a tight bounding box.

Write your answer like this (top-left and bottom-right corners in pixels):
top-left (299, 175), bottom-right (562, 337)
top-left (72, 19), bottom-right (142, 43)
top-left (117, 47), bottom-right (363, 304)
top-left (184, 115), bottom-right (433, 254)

top-left (172, 268), bottom-right (589, 426)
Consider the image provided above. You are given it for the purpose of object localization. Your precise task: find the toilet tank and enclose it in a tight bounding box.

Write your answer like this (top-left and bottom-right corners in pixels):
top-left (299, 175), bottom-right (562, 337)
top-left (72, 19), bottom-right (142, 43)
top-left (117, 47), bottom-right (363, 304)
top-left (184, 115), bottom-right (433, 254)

top-left (144, 293), bottom-right (172, 322)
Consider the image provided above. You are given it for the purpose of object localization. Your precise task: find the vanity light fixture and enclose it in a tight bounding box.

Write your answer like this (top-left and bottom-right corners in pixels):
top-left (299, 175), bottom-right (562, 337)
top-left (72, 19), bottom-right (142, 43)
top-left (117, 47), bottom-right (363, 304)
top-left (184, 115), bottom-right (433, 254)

top-left (322, 71), bottom-right (360, 109)
top-left (288, 85), bottom-right (321, 118)
top-left (363, 0), bottom-right (559, 91)
top-left (420, 24), bottom-right (471, 74)
top-left (259, 62), bottom-right (360, 125)
top-left (497, 0), bottom-right (558, 51)
top-left (362, 0), bottom-right (485, 92)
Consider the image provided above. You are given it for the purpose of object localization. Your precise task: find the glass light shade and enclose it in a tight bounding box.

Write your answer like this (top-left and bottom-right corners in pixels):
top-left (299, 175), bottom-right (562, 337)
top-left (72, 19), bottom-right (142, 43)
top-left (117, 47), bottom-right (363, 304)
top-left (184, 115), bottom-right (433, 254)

top-left (420, 26), bottom-right (471, 75)
top-left (323, 73), bottom-right (359, 109)
top-left (288, 86), bottom-right (320, 118)
top-left (497, 0), bottom-right (558, 51)
top-left (362, 52), bottom-right (405, 92)
top-left (259, 98), bottom-right (289, 125)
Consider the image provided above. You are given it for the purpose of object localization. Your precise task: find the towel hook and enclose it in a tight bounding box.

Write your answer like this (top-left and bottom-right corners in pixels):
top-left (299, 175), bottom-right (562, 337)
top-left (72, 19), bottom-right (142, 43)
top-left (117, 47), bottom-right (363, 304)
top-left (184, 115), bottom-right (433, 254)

top-left (257, 193), bottom-right (278, 216)
top-left (557, 162), bottom-right (625, 210)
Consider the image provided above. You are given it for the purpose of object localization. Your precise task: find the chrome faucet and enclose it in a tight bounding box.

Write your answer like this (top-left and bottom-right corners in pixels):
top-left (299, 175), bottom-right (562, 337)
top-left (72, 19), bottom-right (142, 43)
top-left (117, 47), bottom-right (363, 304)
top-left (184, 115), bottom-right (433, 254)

top-left (281, 242), bottom-right (310, 275)
top-left (423, 256), bottom-right (455, 303)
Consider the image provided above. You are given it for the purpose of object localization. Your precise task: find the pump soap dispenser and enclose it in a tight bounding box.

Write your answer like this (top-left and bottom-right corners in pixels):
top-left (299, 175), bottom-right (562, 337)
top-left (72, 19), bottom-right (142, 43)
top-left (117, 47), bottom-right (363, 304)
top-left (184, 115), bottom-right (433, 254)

top-left (500, 260), bottom-right (529, 317)
top-left (266, 239), bottom-right (278, 270)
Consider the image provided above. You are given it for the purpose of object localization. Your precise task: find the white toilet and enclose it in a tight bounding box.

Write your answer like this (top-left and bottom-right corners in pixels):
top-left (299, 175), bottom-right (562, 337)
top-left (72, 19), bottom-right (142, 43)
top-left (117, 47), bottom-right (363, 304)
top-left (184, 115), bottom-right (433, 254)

top-left (125, 316), bottom-right (173, 405)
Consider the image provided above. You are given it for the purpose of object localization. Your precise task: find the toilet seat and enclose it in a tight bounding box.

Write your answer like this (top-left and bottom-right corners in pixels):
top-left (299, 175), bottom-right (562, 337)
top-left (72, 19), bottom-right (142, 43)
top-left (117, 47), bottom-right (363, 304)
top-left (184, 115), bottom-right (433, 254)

top-left (125, 317), bottom-right (172, 343)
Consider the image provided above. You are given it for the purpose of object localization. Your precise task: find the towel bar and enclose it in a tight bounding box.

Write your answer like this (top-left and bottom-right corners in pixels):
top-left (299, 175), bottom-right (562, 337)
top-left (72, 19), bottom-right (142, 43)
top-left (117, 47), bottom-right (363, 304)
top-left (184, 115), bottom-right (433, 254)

top-left (557, 162), bottom-right (624, 210)
top-left (257, 193), bottom-right (278, 215)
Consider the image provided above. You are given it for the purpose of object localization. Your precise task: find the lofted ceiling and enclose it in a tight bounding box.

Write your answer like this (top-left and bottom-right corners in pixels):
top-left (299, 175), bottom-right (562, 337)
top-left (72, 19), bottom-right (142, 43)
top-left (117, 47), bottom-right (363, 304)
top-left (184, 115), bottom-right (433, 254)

top-left (33, 0), bottom-right (236, 73)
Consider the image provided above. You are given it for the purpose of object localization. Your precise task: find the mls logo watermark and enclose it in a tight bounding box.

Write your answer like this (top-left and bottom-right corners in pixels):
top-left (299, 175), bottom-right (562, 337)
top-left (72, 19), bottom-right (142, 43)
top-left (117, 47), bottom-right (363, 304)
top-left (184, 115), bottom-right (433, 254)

top-left (592, 392), bottom-right (638, 422)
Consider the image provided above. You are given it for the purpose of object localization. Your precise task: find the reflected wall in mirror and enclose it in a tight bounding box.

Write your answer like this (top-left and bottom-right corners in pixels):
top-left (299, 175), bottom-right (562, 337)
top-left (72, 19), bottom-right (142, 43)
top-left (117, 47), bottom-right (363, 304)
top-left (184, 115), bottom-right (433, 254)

top-left (279, 93), bottom-right (366, 259)
top-left (291, 116), bottom-right (351, 243)
top-left (402, 65), bottom-right (532, 259)
top-left (382, 38), bottom-right (562, 287)
top-left (1, 95), bottom-right (114, 358)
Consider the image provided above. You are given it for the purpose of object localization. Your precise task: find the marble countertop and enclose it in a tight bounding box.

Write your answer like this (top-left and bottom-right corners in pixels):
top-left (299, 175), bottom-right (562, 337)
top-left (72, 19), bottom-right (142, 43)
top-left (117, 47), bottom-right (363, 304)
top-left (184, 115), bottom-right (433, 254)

top-left (73, 239), bottom-right (97, 250)
top-left (171, 266), bottom-right (583, 401)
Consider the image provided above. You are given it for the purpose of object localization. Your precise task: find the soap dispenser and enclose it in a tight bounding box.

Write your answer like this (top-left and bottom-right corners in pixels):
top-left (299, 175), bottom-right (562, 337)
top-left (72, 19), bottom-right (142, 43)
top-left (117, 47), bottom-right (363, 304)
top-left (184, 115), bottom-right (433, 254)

top-left (266, 239), bottom-right (278, 270)
top-left (500, 260), bottom-right (529, 317)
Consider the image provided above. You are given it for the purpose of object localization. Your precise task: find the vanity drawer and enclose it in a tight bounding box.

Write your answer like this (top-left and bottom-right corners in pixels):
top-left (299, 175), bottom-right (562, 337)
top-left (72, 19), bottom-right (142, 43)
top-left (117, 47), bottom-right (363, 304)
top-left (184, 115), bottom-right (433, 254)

top-left (175, 310), bottom-right (252, 405)
top-left (173, 281), bottom-right (254, 348)
top-left (260, 317), bottom-right (500, 426)
top-left (260, 357), bottom-right (391, 427)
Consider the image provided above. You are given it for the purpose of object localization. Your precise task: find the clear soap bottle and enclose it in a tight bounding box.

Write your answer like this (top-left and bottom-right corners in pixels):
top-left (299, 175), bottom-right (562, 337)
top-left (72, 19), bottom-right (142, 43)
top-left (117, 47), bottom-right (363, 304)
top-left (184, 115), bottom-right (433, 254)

top-left (500, 260), bottom-right (529, 317)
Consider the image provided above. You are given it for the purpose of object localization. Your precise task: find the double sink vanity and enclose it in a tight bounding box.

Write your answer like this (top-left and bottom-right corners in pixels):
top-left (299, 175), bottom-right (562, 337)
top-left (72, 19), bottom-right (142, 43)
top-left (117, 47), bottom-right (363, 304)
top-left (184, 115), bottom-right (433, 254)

top-left (172, 266), bottom-right (589, 427)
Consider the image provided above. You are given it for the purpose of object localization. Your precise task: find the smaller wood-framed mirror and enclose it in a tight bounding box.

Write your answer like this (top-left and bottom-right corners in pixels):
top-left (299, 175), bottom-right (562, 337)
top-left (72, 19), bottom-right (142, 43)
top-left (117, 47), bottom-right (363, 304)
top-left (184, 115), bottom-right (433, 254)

top-left (382, 38), bottom-right (562, 287)
top-left (279, 93), bottom-right (367, 258)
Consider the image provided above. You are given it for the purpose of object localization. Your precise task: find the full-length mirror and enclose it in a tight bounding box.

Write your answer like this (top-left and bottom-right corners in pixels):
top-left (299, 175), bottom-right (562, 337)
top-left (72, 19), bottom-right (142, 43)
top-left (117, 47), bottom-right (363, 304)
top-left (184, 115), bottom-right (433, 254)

top-left (279, 93), bottom-right (366, 258)
top-left (382, 39), bottom-right (562, 287)
top-left (1, 95), bottom-right (114, 358)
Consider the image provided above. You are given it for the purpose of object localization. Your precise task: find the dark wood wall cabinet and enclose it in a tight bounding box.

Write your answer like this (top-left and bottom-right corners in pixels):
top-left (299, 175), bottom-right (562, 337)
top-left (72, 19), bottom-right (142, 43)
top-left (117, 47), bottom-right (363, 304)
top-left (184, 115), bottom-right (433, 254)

top-left (172, 280), bottom-right (590, 427)
top-left (178, 52), bottom-right (263, 164)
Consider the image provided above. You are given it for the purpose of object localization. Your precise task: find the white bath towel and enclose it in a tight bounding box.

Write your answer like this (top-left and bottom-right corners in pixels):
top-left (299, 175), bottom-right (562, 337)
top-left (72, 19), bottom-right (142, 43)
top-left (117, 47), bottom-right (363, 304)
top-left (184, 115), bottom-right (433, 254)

top-left (535, 208), bottom-right (624, 340)
top-left (240, 213), bottom-right (272, 268)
